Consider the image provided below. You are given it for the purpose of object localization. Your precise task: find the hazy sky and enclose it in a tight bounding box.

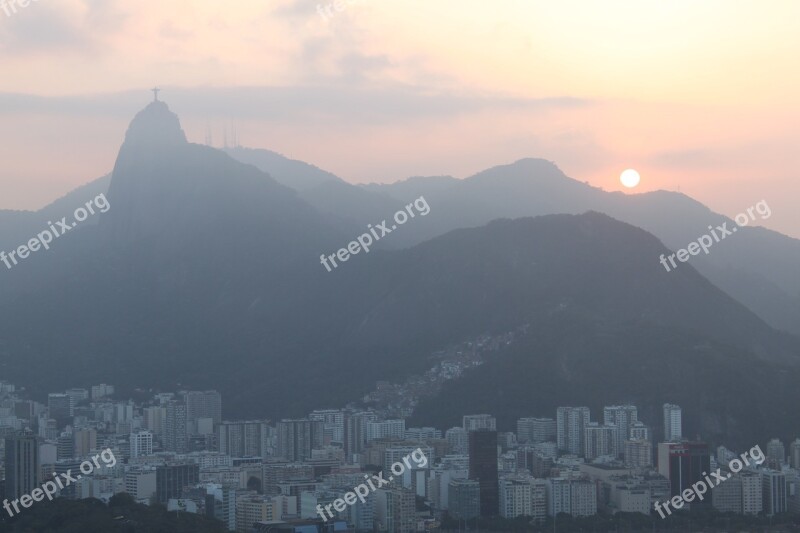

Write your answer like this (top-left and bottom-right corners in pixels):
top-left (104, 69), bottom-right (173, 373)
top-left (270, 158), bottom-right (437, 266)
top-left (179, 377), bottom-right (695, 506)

top-left (0, 0), bottom-right (798, 237)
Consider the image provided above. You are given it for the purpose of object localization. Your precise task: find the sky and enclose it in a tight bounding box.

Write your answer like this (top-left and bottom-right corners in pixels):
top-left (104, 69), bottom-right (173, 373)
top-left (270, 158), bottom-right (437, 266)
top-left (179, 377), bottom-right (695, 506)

top-left (0, 0), bottom-right (798, 237)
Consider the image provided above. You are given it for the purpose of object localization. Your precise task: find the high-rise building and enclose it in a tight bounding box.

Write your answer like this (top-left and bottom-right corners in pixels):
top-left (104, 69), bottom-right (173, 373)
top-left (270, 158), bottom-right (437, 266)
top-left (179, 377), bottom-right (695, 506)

top-left (741, 471), bottom-right (763, 515)
top-left (570, 479), bottom-right (597, 517)
top-left (47, 393), bottom-right (72, 427)
top-left (277, 419), bottom-right (323, 462)
top-left (546, 478), bottom-right (571, 516)
top-left (516, 418), bottom-right (556, 444)
top-left (218, 421), bottom-right (270, 458)
top-left (662, 404), bottom-right (682, 442)
top-left (4, 431), bottom-right (41, 500)
top-left (766, 438), bottom-right (786, 469)
top-left (584, 423), bottom-right (617, 460)
top-left (343, 410), bottom-right (375, 460)
top-left (789, 439), bottom-right (800, 469)
top-left (130, 430), bottom-right (154, 458)
top-left (374, 486), bottom-right (416, 533)
top-left (73, 428), bottom-right (97, 458)
top-left (463, 415), bottom-right (496, 432)
top-left (762, 470), bottom-right (787, 516)
top-left (624, 439), bottom-right (653, 468)
top-left (125, 469), bottom-right (157, 502)
top-left (309, 409), bottom-right (345, 444)
top-left (143, 406), bottom-right (167, 435)
top-left (629, 422), bottom-right (650, 441)
top-left (165, 400), bottom-right (188, 453)
top-left (445, 427), bottom-right (468, 454)
top-left (556, 407), bottom-right (590, 456)
top-left (235, 493), bottom-right (278, 533)
top-left (365, 419), bottom-right (405, 441)
top-left (449, 478), bottom-right (481, 520)
top-left (183, 390), bottom-right (222, 434)
top-left (90, 384), bottom-right (114, 400)
top-left (499, 477), bottom-right (533, 518)
top-left (657, 441), bottom-right (710, 504)
top-left (468, 429), bottom-right (499, 516)
top-left (155, 462), bottom-right (199, 503)
top-left (603, 405), bottom-right (637, 458)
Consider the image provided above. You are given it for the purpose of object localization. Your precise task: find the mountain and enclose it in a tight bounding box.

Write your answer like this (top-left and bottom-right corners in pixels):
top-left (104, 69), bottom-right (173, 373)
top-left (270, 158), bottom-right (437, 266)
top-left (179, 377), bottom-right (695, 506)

top-left (1, 102), bottom-right (798, 449)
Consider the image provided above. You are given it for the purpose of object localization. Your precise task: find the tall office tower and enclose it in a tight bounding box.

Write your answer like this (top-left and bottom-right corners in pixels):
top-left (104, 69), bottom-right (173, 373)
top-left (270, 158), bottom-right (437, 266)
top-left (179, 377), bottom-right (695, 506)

top-left (623, 439), bottom-right (653, 467)
top-left (556, 407), bottom-right (590, 456)
top-left (741, 471), bottom-right (763, 515)
top-left (343, 410), bottom-right (374, 460)
top-left (276, 419), bottom-right (323, 462)
top-left (446, 427), bottom-right (469, 454)
top-left (546, 478), bottom-right (571, 516)
top-left (766, 438), bottom-right (786, 469)
top-left (165, 400), bottom-right (188, 453)
top-left (449, 478), bottom-right (481, 519)
top-left (4, 431), bottom-right (41, 500)
top-left (155, 462), bottom-right (200, 503)
top-left (657, 441), bottom-right (711, 502)
top-left (65, 388), bottom-right (89, 413)
top-left (663, 404), bottom-right (682, 442)
top-left (603, 405), bottom-right (638, 458)
top-left (57, 434), bottom-right (75, 460)
top-left (629, 421), bottom-right (650, 441)
top-left (309, 409), bottom-right (345, 444)
top-left (218, 421), bottom-right (270, 458)
top-left (583, 423), bottom-right (617, 460)
top-left (516, 418), bottom-right (556, 444)
top-left (47, 393), bottom-right (72, 427)
top-left (365, 419), bottom-right (406, 441)
top-left (468, 429), bottom-right (499, 516)
top-left (130, 430), bottom-right (154, 458)
top-left (789, 439), bottom-right (800, 468)
top-left (183, 390), bottom-right (222, 433)
top-left (143, 405), bottom-right (167, 435)
top-left (73, 428), bottom-right (97, 458)
top-left (762, 470), bottom-right (788, 516)
top-left (463, 414), bottom-right (496, 432)
top-left (374, 486), bottom-right (416, 533)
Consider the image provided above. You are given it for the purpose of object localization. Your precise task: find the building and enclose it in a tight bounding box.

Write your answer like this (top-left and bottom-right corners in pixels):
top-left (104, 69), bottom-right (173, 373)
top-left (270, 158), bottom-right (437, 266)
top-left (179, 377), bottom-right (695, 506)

top-left (155, 463), bottom-right (200, 503)
top-left (165, 400), bottom-right (188, 453)
top-left (130, 430), bottom-right (154, 458)
top-left (570, 479), bottom-right (597, 517)
top-left (623, 439), bottom-right (652, 468)
top-left (445, 427), bottom-right (468, 454)
top-left (788, 439), bottom-right (800, 469)
top-left (557, 407), bottom-right (590, 456)
top-left (629, 422), bottom-right (650, 441)
top-left (657, 442), bottom-right (710, 504)
top-left (762, 470), bottom-right (787, 516)
top-left (277, 419), bottom-right (324, 462)
top-left (766, 438), bottom-right (786, 469)
top-left (4, 431), bottom-right (41, 500)
top-left (47, 393), bottom-right (72, 427)
top-left (184, 390), bottom-right (222, 434)
top-left (218, 420), bottom-right (270, 458)
top-left (236, 493), bottom-right (279, 533)
top-left (463, 415), bottom-right (496, 432)
top-left (449, 478), bottom-right (481, 520)
top-left (516, 417), bottom-right (556, 444)
top-left (91, 384), bottom-right (114, 400)
top-left (365, 419), bottom-right (405, 442)
top-left (468, 429), bottom-right (499, 516)
top-left (73, 428), bottom-right (97, 458)
top-left (125, 469), bottom-right (157, 502)
top-left (662, 404), bottom-right (682, 442)
top-left (374, 486), bottom-right (416, 533)
top-left (712, 471), bottom-right (742, 513)
top-left (547, 478), bottom-right (571, 516)
top-left (584, 423), bottom-right (617, 460)
top-left (499, 477), bottom-right (538, 519)
top-left (603, 405), bottom-right (637, 458)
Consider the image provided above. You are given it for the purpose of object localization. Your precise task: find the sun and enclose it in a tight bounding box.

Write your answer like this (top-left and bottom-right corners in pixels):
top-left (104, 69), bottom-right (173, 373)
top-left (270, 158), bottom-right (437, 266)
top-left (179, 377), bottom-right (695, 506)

top-left (620, 169), bottom-right (641, 188)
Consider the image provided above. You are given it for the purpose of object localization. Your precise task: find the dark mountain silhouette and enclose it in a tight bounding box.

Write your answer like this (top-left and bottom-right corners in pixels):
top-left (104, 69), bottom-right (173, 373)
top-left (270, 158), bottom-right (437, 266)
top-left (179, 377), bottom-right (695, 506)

top-left (1, 101), bottom-right (798, 449)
